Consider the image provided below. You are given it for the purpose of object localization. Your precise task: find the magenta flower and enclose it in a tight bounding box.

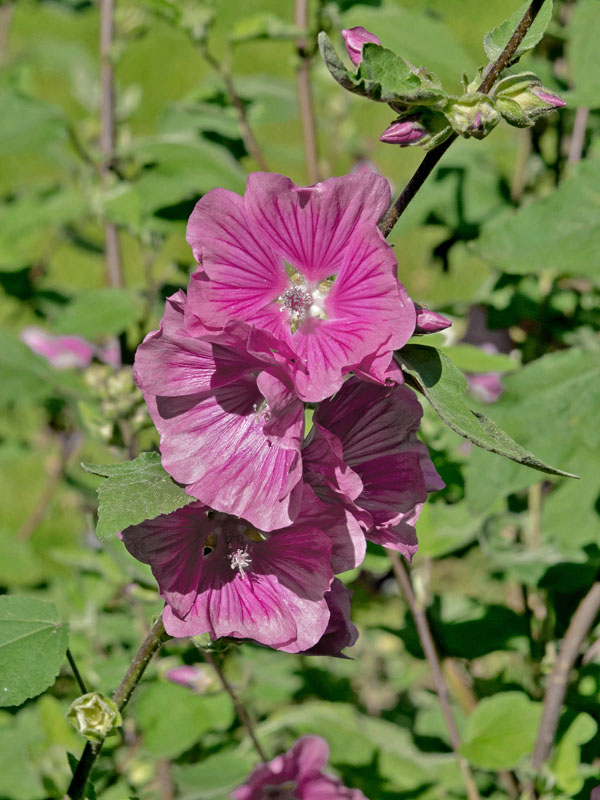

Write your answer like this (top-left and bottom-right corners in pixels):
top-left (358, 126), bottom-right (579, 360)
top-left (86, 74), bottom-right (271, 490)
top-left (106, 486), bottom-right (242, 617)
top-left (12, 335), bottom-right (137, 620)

top-left (185, 172), bottom-right (415, 402)
top-left (122, 502), bottom-right (337, 653)
top-left (301, 579), bottom-right (358, 658)
top-left (380, 120), bottom-right (428, 146)
top-left (341, 26), bottom-right (381, 67)
top-left (303, 378), bottom-right (443, 559)
top-left (232, 735), bottom-right (368, 799)
top-left (134, 290), bottom-right (306, 531)
top-left (20, 326), bottom-right (121, 370)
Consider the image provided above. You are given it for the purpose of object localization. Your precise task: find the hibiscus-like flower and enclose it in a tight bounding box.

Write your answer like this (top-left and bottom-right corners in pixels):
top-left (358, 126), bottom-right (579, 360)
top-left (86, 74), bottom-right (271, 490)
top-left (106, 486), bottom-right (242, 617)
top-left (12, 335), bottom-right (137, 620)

top-left (303, 377), bottom-right (444, 559)
top-left (185, 172), bottom-right (415, 401)
top-left (232, 735), bottom-right (368, 799)
top-left (121, 494), bottom-right (362, 653)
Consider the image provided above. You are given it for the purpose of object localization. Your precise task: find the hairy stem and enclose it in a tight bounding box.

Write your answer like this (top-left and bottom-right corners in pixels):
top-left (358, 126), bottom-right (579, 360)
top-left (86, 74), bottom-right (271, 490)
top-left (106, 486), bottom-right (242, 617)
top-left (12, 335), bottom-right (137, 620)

top-left (531, 581), bottom-right (600, 771)
top-left (295, 0), bottom-right (320, 184)
top-left (379, 0), bottom-right (549, 237)
top-left (200, 44), bottom-right (268, 171)
top-left (389, 553), bottom-right (481, 800)
top-left (99, 0), bottom-right (124, 287)
top-left (67, 617), bottom-right (170, 800)
top-left (202, 649), bottom-right (268, 763)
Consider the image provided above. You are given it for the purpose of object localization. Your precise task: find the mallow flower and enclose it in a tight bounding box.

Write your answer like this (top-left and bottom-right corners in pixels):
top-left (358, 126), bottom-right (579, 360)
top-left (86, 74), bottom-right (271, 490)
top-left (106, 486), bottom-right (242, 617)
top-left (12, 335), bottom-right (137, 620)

top-left (185, 171), bottom-right (415, 402)
top-left (121, 500), bottom-right (359, 653)
top-left (21, 326), bottom-right (120, 370)
top-left (232, 735), bottom-right (368, 799)
top-left (303, 377), bottom-right (444, 559)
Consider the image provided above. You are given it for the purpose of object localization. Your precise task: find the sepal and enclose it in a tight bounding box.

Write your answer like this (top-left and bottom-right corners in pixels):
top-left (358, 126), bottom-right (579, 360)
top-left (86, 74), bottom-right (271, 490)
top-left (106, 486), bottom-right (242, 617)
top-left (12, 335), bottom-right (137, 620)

top-left (66, 692), bottom-right (122, 742)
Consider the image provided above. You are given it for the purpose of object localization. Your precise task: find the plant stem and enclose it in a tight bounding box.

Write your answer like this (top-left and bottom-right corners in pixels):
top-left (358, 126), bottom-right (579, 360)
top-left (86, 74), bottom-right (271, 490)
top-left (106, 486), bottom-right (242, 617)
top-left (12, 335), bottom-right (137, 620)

top-left (379, 0), bottom-right (549, 238)
top-left (567, 106), bottom-right (589, 164)
top-left (99, 0), bottom-right (124, 287)
top-left (202, 649), bottom-right (268, 763)
top-left (67, 616), bottom-right (170, 800)
top-left (67, 649), bottom-right (89, 695)
top-left (389, 553), bottom-right (481, 800)
top-left (295, 0), bottom-right (320, 184)
top-left (199, 44), bottom-right (268, 171)
top-left (531, 580), bottom-right (600, 771)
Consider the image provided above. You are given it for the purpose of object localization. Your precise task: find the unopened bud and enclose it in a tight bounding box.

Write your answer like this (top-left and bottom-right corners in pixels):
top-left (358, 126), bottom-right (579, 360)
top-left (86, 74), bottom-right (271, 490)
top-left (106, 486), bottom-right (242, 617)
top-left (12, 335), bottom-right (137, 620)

top-left (66, 692), bottom-right (122, 742)
top-left (341, 26), bottom-right (381, 67)
top-left (494, 73), bottom-right (566, 126)
top-left (380, 119), bottom-right (428, 146)
top-left (165, 665), bottom-right (214, 693)
top-left (414, 306), bottom-right (452, 335)
top-left (445, 94), bottom-right (499, 139)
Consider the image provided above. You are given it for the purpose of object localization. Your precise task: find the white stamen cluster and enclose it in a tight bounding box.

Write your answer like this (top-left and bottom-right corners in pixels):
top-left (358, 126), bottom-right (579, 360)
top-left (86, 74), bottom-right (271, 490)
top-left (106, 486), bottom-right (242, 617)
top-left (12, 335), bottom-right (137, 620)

top-left (229, 546), bottom-right (252, 578)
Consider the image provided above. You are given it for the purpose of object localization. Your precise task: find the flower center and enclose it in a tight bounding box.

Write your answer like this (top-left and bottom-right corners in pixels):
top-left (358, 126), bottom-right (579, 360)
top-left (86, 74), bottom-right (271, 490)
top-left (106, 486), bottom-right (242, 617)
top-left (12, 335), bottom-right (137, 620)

top-left (229, 546), bottom-right (251, 578)
top-left (277, 264), bottom-right (336, 332)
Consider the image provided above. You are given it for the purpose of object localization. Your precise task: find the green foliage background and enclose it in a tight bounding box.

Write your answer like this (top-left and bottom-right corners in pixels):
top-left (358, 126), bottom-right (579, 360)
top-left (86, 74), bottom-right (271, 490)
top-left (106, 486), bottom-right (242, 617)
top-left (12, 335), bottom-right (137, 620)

top-left (0, 0), bottom-right (599, 798)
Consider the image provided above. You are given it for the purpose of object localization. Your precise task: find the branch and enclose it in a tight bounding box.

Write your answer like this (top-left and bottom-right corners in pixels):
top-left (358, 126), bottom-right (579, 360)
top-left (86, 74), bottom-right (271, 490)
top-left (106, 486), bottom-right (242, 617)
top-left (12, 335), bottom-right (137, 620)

top-left (389, 553), bottom-right (481, 800)
top-left (378, 0), bottom-right (549, 238)
top-left (200, 44), bottom-right (269, 172)
top-left (295, 0), bottom-right (320, 184)
top-left (567, 106), bottom-right (589, 164)
top-left (531, 581), bottom-right (600, 771)
top-left (99, 0), bottom-right (124, 287)
top-left (67, 649), bottom-right (89, 695)
top-left (67, 616), bottom-right (170, 800)
top-left (202, 649), bottom-right (268, 763)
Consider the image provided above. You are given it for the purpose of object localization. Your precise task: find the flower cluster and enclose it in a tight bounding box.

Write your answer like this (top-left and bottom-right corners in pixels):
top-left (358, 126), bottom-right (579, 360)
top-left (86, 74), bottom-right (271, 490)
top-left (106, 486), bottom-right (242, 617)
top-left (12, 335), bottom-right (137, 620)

top-left (123, 171), bottom-right (445, 655)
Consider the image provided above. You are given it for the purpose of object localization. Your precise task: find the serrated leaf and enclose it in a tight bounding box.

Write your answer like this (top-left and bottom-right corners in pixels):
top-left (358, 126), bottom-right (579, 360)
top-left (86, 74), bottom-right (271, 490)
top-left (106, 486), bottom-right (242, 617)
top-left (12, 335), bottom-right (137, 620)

top-left (0, 596), bottom-right (68, 707)
top-left (476, 159), bottom-right (600, 280)
top-left (461, 692), bottom-right (542, 769)
top-left (82, 452), bottom-right (195, 539)
top-left (318, 32), bottom-right (444, 105)
top-left (483, 1), bottom-right (554, 62)
top-left (397, 344), bottom-right (576, 478)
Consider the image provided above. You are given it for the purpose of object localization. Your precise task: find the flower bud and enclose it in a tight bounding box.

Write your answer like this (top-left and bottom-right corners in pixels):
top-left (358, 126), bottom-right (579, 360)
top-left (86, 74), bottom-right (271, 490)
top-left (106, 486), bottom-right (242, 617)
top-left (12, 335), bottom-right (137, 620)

top-left (165, 665), bottom-right (214, 692)
top-left (380, 119), bottom-right (428, 146)
top-left (414, 306), bottom-right (452, 335)
top-left (66, 692), bottom-right (122, 742)
top-left (445, 94), bottom-right (499, 139)
top-left (341, 26), bottom-right (381, 67)
top-left (494, 73), bottom-right (566, 126)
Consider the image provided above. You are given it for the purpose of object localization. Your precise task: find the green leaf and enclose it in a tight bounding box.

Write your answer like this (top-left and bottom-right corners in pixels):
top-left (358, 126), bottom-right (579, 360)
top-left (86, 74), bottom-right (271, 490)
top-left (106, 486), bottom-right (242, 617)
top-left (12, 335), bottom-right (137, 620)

top-left (135, 682), bottom-right (234, 759)
top-left (0, 90), bottom-right (65, 156)
top-left (567, 0), bottom-right (600, 107)
top-left (476, 159), bottom-right (600, 281)
top-left (440, 344), bottom-right (518, 373)
top-left (0, 712), bottom-right (44, 799)
top-left (52, 288), bottom-right (143, 339)
top-left (82, 452), bottom-right (195, 539)
top-left (397, 344), bottom-right (576, 478)
top-left (483, 1), bottom-right (554, 62)
top-left (318, 33), bottom-right (444, 106)
top-left (175, 750), bottom-right (256, 798)
top-left (550, 712), bottom-right (597, 795)
top-left (0, 596), bottom-right (68, 707)
top-left (461, 692), bottom-right (542, 769)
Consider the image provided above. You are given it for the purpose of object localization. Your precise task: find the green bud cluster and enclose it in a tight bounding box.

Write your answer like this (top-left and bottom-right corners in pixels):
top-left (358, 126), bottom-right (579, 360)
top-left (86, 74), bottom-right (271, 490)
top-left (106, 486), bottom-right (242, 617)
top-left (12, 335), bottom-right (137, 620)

top-left (80, 365), bottom-right (150, 445)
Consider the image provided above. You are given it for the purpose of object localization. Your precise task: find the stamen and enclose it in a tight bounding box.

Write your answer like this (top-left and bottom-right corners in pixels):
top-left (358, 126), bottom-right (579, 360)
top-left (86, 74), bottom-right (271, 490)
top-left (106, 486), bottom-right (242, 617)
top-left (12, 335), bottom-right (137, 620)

top-left (230, 547), bottom-right (252, 578)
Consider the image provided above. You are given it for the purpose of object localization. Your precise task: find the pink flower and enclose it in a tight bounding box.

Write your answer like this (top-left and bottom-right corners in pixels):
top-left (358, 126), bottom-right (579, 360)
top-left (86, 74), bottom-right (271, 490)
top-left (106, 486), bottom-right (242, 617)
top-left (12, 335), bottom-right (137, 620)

top-left (380, 120), bottom-right (428, 146)
top-left (20, 326), bottom-right (121, 370)
top-left (185, 172), bottom-right (415, 402)
top-left (165, 665), bottom-right (212, 692)
top-left (303, 377), bottom-right (443, 559)
top-left (301, 579), bottom-right (358, 657)
top-left (134, 290), bottom-right (305, 531)
top-left (232, 735), bottom-right (368, 799)
top-left (341, 26), bottom-right (381, 67)
top-left (121, 502), bottom-right (337, 653)
top-left (413, 306), bottom-right (452, 335)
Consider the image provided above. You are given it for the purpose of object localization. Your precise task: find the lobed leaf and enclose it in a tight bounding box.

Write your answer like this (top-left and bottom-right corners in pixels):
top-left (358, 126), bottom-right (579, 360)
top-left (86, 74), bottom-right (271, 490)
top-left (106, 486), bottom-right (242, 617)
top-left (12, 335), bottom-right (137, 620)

top-left (397, 344), bottom-right (577, 477)
top-left (82, 452), bottom-right (195, 539)
top-left (0, 596), bottom-right (68, 707)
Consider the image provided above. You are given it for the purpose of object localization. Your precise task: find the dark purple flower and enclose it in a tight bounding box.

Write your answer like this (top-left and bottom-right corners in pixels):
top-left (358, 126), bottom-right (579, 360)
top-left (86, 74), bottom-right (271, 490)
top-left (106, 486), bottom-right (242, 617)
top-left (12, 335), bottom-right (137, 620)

top-left (185, 172), bottom-right (415, 402)
top-left (301, 579), bottom-right (358, 657)
top-left (341, 26), bottom-right (381, 67)
top-left (232, 735), bottom-right (368, 799)
top-left (303, 378), bottom-right (443, 559)
top-left (122, 502), bottom-right (337, 653)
